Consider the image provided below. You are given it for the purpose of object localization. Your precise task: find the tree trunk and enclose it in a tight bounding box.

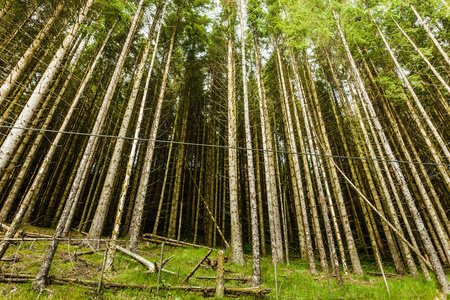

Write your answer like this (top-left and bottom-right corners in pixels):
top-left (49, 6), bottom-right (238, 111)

top-left (410, 4), bottom-right (450, 68)
top-left (304, 53), bottom-right (362, 275)
top-left (330, 3), bottom-right (450, 293)
top-left (0, 2), bottom-right (65, 106)
top-left (238, 0), bottom-right (260, 283)
top-left (0, 0), bottom-right (97, 259)
top-left (32, 1), bottom-right (144, 291)
top-left (226, 9), bottom-right (245, 265)
top-left (252, 30), bottom-right (283, 266)
top-left (0, 0), bottom-right (94, 172)
top-left (128, 12), bottom-right (181, 251)
top-left (0, 1), bottom-right (13, 20)
top-left (88, 3), bottom-right (162, 240)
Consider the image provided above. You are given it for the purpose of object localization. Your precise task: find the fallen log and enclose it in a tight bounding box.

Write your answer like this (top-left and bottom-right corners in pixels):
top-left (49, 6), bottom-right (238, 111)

top-left (0, 273), bottom-right (271, 297)
top-left (116, 245), bottom-right (155, 273)
top-left (195, 276), bottom-right (249, 283)
top-left (74, 249), bottom-right (105, 257)
top-left (366, 272), bottom-right (399, 278)
top-left (0, 258), bottom-right (20, 262)
top-left (143, 237), bottom-right (186, 248)
top-left (143, 233), bottom-right (218, 251)
top-left (0, 223), bottom-right (52, 238)
top-left (115, 246), bottom-right (175, 275)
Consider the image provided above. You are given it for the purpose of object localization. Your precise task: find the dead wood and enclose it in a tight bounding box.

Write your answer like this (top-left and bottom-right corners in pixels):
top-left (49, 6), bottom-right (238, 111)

top-left (0, 223), bottom-right (52, 238)
top-left (0, 258), bottom-right (20, 262)
top-left (203, 256), bottom-right (231, 272)
top-left (116, 245), bottom-right (155, 273)
top-left (143, 236), bottom-right (185, 248)
top-left (143, 233), bottom-right (218, 251)
top-left (116, 246), bottom-right (175, 275)
top-left (216, 250), bottom-right (225, 297)
top-left (0, 273), bottom-right (271, 297)
top-left (74, 249), bottom-right (105, 257)
top-left (195, 276), bottom-right (249, 282)
top-left (183, 249), bottom-right (213, 283)
top-left (155, 254), bottom-right (174, 271)
top-left (366, 272), bottom-right (399, 278)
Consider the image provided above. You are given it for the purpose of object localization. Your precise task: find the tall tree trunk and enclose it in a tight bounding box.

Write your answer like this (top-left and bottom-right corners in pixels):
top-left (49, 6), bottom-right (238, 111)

top-left (153, 104), bottom-right (180, 235)
top-left (104, 2), bottom-right (168, 271)
top-left (323, 53), bottom-right (381, 260)
top-left (0, 0), bottom-right (98, 259)
top-left (226, 9), bottom-right (245, 265)
top-left (32, 2), bottom-right (145, 290)
top-left (284, 53), bottom-right (317, 274)
top-left (410, 4), bottom-right (450, 68)
top-left (392, 17), bottom-right (450, 101)
top-left (88, 4), bottom-right (162, 240)
top-left (358, 47), bottom-right (439, 278)
top-left (0, 0), bottom-right (94, 171)
top-left (330, 2), bottom-right (450, 293)
top-left (371, 14), bottom-right (450, 191)
top-left (238, 0), bottom-right (260, 282)
top-left (1, 35), bottom-right (89, 224)
top-left (252, 30), bottom-right (283, 266)
top-left (0, 5), bottom-right (38, 55)
top-left (0, 2), bottom-right (65, 105)
top-left (305, 52), bottom-right (363, 275)
top-left (128, 12), bottom-right (181, 250)
top-left (167, 103), bottom-right (189, 238)
top-left (346, 70), bottom-right (406, 274)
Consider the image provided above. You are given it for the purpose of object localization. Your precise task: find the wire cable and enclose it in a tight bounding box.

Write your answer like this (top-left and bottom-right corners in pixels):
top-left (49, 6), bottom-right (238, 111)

top-left (1, 124), bottom-right (449, 168)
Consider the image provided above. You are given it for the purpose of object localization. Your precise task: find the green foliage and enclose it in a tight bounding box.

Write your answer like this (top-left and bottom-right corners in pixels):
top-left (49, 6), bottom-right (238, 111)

top-left (375, 71), bottom-right (406, 105)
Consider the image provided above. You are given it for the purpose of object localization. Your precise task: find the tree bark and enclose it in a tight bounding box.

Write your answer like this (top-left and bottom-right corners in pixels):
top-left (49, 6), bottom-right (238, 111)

top-left (410, 4), bottom-right (450, 68)
top-left (226, 8), bottom-right (245, 265)
top-left (0, 0), bottom-right (93, 172)
top-left (238, 0), bottom-right (260, 283)
top-left (0, 2), bottom-right (65, 106)
top-left (128, 12), bottom-right (181, 251)
top-left (252, 30), bottom-right (283, 266)
top-left (330, 3), bottom-right (450, 293)
top-left (32, 1), bottom-right (144, 291)
top-left (88, 3), bottom-right (162, 240)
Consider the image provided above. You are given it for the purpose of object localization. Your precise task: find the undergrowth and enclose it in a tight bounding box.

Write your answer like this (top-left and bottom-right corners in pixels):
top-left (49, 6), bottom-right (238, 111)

top-left (0, 226), bottom-right (446, 299)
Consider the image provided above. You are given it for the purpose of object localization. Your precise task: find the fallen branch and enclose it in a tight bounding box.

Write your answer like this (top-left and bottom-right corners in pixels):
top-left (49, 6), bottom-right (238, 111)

top-left (160, 254), bottom-right (174, 269)
top-left (195, 276), bottom-right (249, 283)
top-left (155, 254), bottom-right (175, 275)
top-left (143, 233), bottom-right (218, 251)
top-left (116, 246), bottom-right (175, 274)
top-left (183, 249), bottom-right (213, 283)
top-left (74, 249), bottom-right (105, 257)
top-left (143, 237), bottom-right (185, 248)
top-left (0, 258), bottom-right (21, 262)
top-left (0, 274), bottom-right (271, 297)
top-left (366, 272), bottom-right (399, 278)
top-left (116, 245), bottom-right (155, 273)
top-left (0, 223), bottom-right (52, 238)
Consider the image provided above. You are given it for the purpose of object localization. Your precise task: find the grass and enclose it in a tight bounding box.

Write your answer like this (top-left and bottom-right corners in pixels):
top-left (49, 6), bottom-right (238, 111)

top-left (0, 228), bottom-right (447, 299)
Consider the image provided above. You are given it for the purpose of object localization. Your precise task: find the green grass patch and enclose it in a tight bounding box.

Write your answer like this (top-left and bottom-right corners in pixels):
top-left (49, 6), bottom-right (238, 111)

top-left (0, 228), bottom-right (446, 299)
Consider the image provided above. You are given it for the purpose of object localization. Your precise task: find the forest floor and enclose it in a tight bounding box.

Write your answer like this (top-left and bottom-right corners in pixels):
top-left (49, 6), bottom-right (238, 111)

top-left (0, 226), bottom-right (447, 299)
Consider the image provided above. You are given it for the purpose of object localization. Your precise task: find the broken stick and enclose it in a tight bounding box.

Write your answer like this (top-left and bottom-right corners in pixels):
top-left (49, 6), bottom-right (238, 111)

top-left (157, 242), bottom-right (164, 286)
top-left (182, 248), bottom-right (213, 283)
